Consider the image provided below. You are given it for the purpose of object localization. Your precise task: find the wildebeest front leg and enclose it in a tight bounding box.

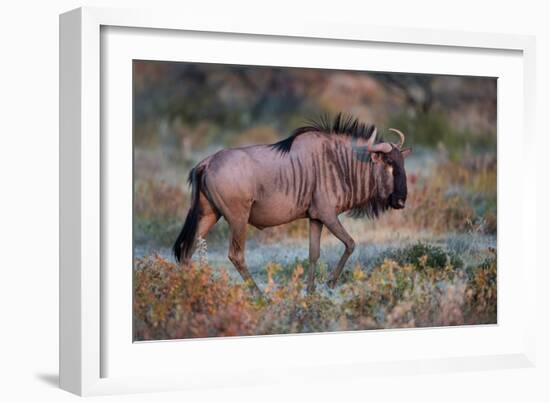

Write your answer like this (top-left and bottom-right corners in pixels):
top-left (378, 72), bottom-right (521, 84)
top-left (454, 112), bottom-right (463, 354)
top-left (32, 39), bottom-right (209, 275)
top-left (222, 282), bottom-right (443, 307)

top-left (228, 222), bottom-right (263, 297)
top-left (323, 217), bottom-right (356, 289)
top-left (307, 219), bottom-right (323, 294)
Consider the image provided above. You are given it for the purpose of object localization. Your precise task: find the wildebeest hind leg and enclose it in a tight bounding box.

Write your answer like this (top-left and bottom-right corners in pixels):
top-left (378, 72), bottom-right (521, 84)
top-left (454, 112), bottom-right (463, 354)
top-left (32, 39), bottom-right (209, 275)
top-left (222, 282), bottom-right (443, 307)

top-left (181, 193), bottom-right (219, 265)
top-left (322, 217), bottom-right (356, 289)
top-left (197, 207), bottom-right (219, 241)
top-left (227, 220), bottom-right (263, 298)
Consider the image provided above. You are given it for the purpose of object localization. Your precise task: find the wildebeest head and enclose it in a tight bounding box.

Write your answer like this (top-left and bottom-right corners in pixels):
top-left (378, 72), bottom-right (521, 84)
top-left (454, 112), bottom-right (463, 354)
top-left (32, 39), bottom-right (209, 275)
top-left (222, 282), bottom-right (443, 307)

top-left (366, 128), bottom-right (412, 210)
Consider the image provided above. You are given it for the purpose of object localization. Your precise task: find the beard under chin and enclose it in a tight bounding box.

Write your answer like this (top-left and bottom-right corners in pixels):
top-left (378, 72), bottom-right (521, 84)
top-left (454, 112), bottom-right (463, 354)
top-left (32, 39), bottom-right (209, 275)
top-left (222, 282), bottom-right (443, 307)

top-left (347, 195), bottom-right (390, 219)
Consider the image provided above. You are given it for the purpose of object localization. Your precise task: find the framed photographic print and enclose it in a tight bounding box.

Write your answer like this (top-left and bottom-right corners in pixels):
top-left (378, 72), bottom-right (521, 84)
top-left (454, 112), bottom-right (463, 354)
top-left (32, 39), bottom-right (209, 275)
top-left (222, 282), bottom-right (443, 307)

top-left (60, 6), bottom-right (537, 396)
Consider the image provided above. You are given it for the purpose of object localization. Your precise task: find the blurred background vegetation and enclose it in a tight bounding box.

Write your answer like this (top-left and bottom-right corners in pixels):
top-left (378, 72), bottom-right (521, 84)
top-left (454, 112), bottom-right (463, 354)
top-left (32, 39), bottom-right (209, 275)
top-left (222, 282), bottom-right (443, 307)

top-left (133, 60), bottom-right (497, 338)
top-left (134, 61), bottom-right (496, 160)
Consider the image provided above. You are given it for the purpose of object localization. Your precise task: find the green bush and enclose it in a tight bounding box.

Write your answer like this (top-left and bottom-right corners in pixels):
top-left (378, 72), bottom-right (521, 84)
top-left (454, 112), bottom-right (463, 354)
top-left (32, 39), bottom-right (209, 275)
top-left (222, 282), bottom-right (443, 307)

top-left (375, 242), bottom-right (463, 271)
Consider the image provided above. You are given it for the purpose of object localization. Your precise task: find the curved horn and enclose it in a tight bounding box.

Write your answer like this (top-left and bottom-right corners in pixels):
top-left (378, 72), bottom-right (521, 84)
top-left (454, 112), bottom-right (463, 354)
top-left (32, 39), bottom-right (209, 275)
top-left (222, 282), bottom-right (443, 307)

top-left (366, 128), bottom-right (392, 153)
top-left (388, 128), bottom-right (405, 149)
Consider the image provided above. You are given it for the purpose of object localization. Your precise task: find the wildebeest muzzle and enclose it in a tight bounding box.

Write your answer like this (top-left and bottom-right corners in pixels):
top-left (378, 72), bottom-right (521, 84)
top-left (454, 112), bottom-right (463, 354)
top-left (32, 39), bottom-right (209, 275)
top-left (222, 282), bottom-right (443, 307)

top-left (389, 193), bottom-right (406, 209)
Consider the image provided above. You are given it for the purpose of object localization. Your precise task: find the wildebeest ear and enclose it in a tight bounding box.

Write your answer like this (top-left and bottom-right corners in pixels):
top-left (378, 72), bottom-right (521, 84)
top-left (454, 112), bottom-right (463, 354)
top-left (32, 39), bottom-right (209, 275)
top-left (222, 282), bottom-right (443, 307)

top-left (371, 152), bottom-right (383, 163)
top-left (401, 148), bottom-right (412, 158)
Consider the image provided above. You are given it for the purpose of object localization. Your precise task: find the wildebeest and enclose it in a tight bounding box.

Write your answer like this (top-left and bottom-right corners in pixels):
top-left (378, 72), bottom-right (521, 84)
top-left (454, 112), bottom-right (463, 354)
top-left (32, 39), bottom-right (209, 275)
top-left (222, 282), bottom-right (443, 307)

top-left (173, 114), bottom-right (411, 295)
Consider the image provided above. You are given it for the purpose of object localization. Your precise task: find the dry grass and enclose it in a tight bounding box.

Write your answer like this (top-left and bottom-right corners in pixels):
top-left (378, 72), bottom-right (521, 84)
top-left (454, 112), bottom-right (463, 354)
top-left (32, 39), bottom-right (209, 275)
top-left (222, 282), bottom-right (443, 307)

top-left (368, 153), bottom-right (496, 235)
top-left (135, 179), bottom-right (188, 221)
top-left (134, 246), bottom-right (496, 340)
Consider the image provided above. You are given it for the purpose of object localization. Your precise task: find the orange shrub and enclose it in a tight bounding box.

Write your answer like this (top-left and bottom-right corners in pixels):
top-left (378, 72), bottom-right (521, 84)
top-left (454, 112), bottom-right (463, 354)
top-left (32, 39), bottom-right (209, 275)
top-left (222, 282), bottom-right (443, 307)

top-left (134, 244), bottom-right (497, 340)
top-left (134, 256), bottom-right (260, 340)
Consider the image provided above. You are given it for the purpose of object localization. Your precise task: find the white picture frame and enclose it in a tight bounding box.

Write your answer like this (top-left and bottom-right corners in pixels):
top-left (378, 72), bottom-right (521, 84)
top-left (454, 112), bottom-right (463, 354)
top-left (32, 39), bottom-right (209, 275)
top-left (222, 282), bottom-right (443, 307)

top-left (59, 6), bottom-right (537, 396)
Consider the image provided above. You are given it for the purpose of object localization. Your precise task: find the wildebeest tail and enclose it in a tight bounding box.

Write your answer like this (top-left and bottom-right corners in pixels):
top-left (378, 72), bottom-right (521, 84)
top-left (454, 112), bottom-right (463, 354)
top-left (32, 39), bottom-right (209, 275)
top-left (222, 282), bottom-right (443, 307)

top-left (173, 166), bottom-right (204, 263)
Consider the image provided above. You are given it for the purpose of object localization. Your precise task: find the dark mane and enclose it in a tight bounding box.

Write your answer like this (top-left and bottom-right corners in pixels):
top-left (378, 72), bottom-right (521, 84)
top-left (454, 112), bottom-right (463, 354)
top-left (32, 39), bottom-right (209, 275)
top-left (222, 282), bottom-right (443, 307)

top-left (347, 196), bottom-right (390, 219)
top-left (270, 113), bottom-right (376, 154)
